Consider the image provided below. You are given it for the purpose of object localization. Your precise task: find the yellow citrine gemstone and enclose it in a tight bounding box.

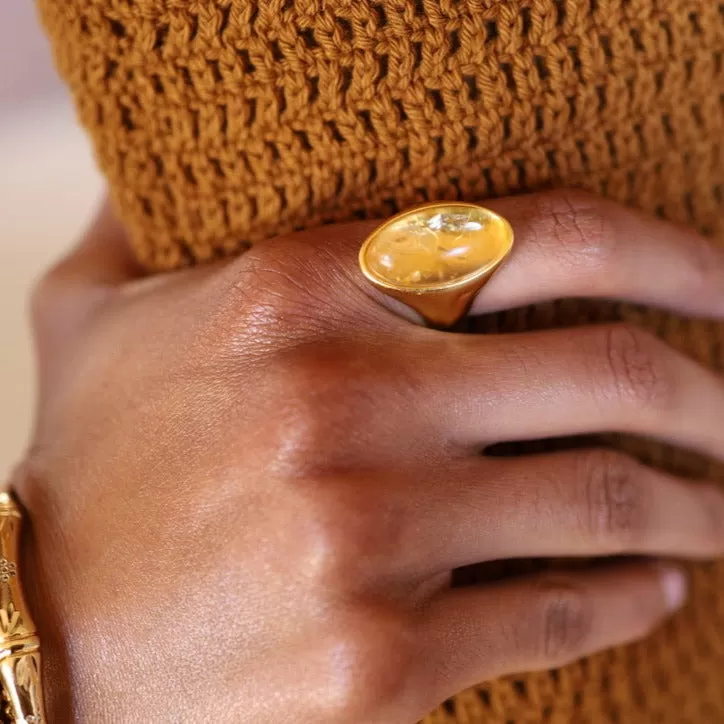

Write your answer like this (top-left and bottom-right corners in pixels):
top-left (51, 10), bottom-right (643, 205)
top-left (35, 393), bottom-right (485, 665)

top-left (360, 203), bottom-right (514, 291)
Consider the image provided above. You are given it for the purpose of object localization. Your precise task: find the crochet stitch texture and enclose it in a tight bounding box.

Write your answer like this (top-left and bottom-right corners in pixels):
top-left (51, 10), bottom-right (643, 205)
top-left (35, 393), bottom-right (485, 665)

top-left (38, 0), bottom-right (724, 721)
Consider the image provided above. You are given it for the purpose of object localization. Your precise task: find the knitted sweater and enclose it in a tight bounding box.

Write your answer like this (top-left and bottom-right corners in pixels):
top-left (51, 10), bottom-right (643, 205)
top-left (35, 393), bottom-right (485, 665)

top-left (38, 0), bottom-right (724, 721)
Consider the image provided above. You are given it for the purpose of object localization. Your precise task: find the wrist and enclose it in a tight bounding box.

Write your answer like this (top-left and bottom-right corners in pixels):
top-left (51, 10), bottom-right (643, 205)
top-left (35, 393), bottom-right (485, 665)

top-left (19, 502), bottom-right (184, 722)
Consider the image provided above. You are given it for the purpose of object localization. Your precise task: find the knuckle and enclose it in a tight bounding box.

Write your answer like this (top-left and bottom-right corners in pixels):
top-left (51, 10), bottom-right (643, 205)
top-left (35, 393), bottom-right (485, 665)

top-left (295, 479), bottom-right (406, 585)
top-left (263, 345), bottom-right (410, 476)
top-left (533, 578), bottom-right (593, 663)
top-left (534, 189), bottom-right (615, 268)
top-left (264, 362), bottom-right (340, 474)
top-left (299, 514), bottom-right (354, 587)
top-left (264, 360), bottom-right (355, 474)
top-left (599, 324), bottom-right (675, 410)
top-left (682, 233), bottom-right (724, 293)
top-left (318, 604), bottom-right (418, 719)
top-left (207, 240), bottom-right (355, 348)
top-left (210, 261), bottom-right (323, 348)
top-left (580, 450), bottom-right (650, 548)
top-left (301, 494), bottom-right (368, 581)
top-left (243, 250), bottom-right (320, 321)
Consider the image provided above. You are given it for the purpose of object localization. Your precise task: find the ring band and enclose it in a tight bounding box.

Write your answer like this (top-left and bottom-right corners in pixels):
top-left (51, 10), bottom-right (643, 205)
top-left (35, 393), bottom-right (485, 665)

top-left (359, 202), bottom-right (514, 327)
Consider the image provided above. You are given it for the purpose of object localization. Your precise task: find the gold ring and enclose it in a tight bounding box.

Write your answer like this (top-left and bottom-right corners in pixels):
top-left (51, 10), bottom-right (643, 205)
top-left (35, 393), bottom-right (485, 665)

top-left (359, 202), bottom-right (514, 328)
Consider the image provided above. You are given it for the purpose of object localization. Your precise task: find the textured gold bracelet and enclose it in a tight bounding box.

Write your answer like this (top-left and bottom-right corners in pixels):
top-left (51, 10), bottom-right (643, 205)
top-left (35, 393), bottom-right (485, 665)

top-left (0, 493), bottom-right (45, 723)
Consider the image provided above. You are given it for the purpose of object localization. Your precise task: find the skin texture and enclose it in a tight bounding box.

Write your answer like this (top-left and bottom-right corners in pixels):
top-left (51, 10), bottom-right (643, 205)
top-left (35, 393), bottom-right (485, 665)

top-left (13, 189), bottom-right (724, 722)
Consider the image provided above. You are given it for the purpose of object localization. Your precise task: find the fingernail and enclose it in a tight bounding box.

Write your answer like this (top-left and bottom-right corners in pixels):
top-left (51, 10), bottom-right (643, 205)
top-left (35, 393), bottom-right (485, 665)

top-left (658, 565), bottom-right (689, 612)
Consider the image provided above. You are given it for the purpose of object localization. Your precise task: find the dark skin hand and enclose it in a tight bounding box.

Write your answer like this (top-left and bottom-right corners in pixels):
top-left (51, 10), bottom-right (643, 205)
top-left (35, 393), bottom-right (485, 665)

top-left (15, 189), bottom-right (724, 722)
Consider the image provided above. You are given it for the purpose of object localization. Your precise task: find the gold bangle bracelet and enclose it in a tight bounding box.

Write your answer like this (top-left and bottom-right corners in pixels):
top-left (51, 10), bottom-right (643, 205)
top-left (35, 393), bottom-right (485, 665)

top-left (0, 493), bottom-right (45, 723)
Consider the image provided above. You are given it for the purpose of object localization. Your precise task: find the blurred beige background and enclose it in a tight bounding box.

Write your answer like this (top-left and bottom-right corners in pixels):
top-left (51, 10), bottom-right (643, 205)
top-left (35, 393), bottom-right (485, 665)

top-left (0, 3), bottom-right (103, 478)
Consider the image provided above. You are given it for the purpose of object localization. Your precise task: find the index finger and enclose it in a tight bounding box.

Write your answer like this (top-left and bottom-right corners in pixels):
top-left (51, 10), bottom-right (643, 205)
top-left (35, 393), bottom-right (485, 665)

top-left (473, 189), bottom-right (724, 318)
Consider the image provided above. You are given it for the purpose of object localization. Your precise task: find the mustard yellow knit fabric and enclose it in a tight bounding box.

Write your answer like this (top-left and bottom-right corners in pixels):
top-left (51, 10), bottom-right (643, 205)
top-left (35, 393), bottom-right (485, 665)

top-left (37, 0), bottom-right (724, 721)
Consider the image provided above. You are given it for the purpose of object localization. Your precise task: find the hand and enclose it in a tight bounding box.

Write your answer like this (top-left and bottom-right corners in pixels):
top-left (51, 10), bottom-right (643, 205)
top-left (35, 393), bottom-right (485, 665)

top-left (16, 190), bottom-right (724, 722)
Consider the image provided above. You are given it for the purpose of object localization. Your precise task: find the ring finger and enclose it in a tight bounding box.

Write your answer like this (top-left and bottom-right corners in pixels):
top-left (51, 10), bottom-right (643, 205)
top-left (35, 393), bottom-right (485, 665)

top-left (412, 450), bottom-right (724, 573)
top-left (430, 322), bottom-right (724, 460)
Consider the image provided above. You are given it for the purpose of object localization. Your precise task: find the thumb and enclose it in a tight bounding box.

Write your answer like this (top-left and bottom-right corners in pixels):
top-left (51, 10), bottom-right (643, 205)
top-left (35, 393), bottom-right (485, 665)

top-left (45, 196), bottom-right (143, 288)
top-left (31, 196), bottom-right (143, 377)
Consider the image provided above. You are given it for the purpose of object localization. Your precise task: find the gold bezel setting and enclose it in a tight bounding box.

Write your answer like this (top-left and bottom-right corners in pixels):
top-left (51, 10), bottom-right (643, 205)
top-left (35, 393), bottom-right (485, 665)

top-left (359, 202), bottom-right (514, 327)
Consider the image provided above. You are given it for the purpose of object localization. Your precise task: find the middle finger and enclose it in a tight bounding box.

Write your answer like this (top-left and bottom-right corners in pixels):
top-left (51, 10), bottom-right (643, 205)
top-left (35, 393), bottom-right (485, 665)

top-left (429, 323), bottom-right (724, 459)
